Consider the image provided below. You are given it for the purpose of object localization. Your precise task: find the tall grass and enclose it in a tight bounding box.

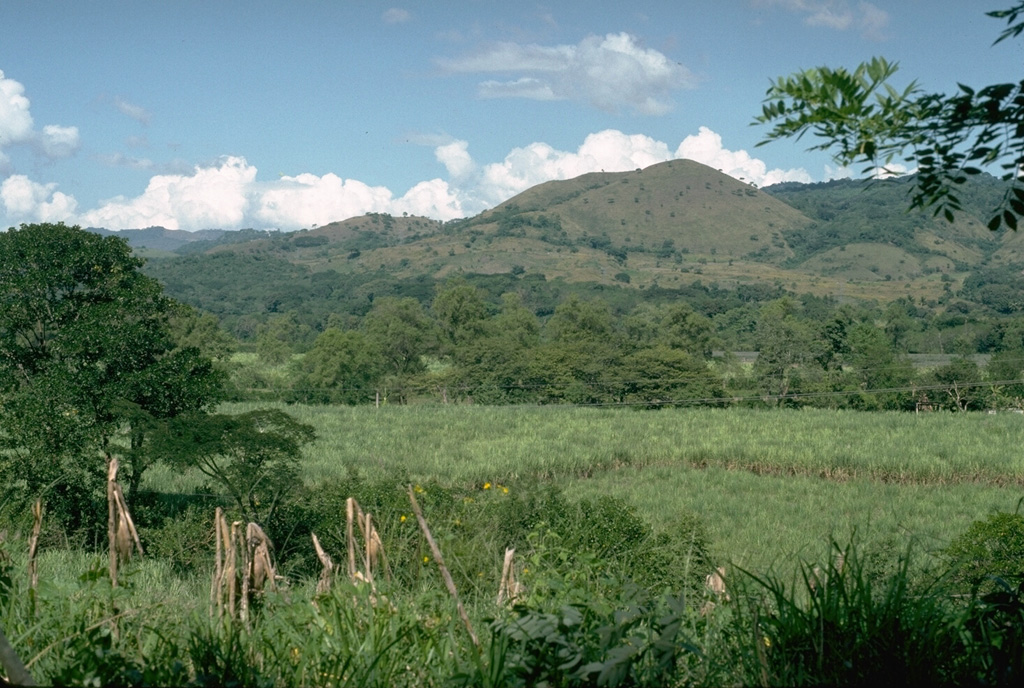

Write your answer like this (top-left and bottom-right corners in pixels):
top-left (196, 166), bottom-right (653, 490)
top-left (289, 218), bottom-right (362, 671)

top-left (571, 463), bottom-right (1019, 574)
top-left (50, 403), bottom-right (1017, 686)
top-left (215, 404), bottom-right (1024, 487)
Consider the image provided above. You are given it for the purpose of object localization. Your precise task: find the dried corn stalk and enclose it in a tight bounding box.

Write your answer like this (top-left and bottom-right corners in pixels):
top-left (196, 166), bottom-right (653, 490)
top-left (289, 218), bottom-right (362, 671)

top-left (408, 486), bottom-right (479, 649)
top-left (106, 457), bottom-right (142, 587)
top-left (497, 547), bottom-right (524, 607)
top-left (312, 532), bottom-right (334, 595)
top-left (210, 511), bottom-right (277, 623)
top-left (247, 522), bottom-right (276, 594)
top-left (345, 497), bottom-right (388, 586)
top-left (28, 499), bottom-right (42, 593)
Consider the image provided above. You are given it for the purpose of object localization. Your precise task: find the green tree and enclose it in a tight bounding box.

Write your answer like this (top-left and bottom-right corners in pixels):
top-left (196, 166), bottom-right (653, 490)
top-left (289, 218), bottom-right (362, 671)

top-left (168, 305), bottom-right (237, 363)
top-left (618, 346), bottom-right (725, 407)
top-left (753, 299), bottom-right (819, 402)
top-left (363, 297), bottom-right (438, 401)
top-left (291, 328), bottom-right (379, 405)
top-left (755, 5), bottom-right (1024, 230)
top-left (156, 409), bottom-right (315, 524)
top-left (0, 223), bottom-right (224, 518)
top-left (624, 302), bottom-right (718, 358)
top-left (926, 357), bottom-right (990, 412)
top-left (846, 323), bottom-right (915, 410)
top-left (444, 293), bottom-right (540, 404)
top-left (256, 312), bottom-right (310, 365)
top-left (534, 296), bottom-right (627, 404)
top-left (986, 350), bottom-right (1024, 406)
top-left (431, 277), bottom-right (489, 352)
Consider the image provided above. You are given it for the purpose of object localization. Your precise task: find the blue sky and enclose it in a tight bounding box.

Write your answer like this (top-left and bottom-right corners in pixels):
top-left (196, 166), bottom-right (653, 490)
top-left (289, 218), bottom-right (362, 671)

top-left (0, 1), bottom-right (1019, 231)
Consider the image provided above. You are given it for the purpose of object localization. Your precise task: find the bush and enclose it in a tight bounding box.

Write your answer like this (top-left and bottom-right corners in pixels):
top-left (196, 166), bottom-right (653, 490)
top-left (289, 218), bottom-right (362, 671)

top-left (944, 510), bottom-right (1024, 593)
top-left (139, 504), bottom-right (217, 575)
top-left (290, 477), bottom-right (714, 600)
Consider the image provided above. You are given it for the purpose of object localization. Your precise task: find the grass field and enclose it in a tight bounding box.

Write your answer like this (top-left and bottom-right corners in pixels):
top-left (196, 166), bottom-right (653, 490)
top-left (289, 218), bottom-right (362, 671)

top-left (9, 403), bottom-right (1023, 686)
top-left (146, 403), bottom-right (1024, 574)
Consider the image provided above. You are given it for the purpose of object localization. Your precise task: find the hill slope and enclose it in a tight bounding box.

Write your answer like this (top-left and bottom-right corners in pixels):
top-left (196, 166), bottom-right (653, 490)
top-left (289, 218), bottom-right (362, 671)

top-left (105, 161), bottom-right (1022, 325)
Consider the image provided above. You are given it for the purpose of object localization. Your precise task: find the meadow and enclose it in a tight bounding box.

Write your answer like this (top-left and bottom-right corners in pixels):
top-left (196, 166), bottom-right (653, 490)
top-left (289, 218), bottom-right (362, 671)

top-left (147, 403), bottom-right (1024, 572)
top-left (6, 404), bottom-right (1024, 686)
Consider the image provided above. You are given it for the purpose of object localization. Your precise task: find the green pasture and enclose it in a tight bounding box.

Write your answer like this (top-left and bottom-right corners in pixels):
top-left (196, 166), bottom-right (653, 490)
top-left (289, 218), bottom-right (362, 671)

top-left (147, 403), bottom-right (1024, 574)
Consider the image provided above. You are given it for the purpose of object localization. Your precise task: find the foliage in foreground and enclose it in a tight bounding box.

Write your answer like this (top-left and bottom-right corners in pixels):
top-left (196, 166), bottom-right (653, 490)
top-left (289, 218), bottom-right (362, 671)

top-left (756, 3), bottom-right (1024, 231)
top-left (3, 491), bottom-right (1024, 686)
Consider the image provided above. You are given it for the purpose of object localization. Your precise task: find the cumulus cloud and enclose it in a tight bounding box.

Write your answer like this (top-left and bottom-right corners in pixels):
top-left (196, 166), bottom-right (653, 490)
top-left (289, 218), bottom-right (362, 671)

top-left (435, 140), bottom-right (475, 179)
top-left (255, 173), bottom-right (394, 228)
top-left (69, 155), bottom-right (464, 231)
top-left (0, 174), bottom-right (78, 224)
top-left (79, 156), bottom-right (257, 230)
top-left (39, 124), bottom-right (81, 159)
top-left (7, 127), bottom-right (807, 231)
top-left (675, 127), bottom-right (812, 186)
top-left (0, 70), bottom-right (34, 147)
top-left (382, 8), bottom-right (411, 24)
top-left (1, 69), bottom-right (81, 165)
top-left (254, 172), bottom-right (464, 227)
top-left (757, 0), bottom-right (889, 38)
top-left (439, 32), bottom-right (695, 115)
top-left (433, 128), bottom-right (809, 215)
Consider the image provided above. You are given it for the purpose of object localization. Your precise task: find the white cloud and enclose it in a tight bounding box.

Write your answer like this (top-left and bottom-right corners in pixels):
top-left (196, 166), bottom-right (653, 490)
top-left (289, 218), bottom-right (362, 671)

top-left (80, 156), bottom-right (256, 230)
top-left (382, 8), bottom-right (411, 24)
top-left (0, 70), bottom-right (34, 147)
top-left (857, 2), bottom-right (889, 40)
top-left (675, 127), bottom-right (812, 186)
top-left (1, 174), bottom-right (77, 223)
top-left (12, 128), bottom-right (806, 231)
top-left (1, 70), bottom-right (80, 165)
top-left (824, 161), bottom-right (914, 180)
top-left (255, 173), bottom-right (394, 228)
top-left (440, 128), bottom-right (808, 214)
top-left (39, 124), bottom-right (80, 159)
top-left (757, 0), bottom-right (889, 38)
top-left (435, 140), bottom-right (475, 179)
top-left (70, 155), bottom-right (464, 231)
top-left (439, 32), bottom-right (695, 115)
top-left (114, 96), bottom-right (152, 125)
top-left (472, 130), bottom-right (672, 206)
top-left (392, 179), bottom-right (464, 220)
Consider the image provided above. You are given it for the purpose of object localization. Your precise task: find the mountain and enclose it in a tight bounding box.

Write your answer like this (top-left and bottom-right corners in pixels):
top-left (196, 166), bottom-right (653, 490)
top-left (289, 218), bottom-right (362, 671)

top-left (88, 160), bottom-right (1021, 325)
top-left (88, 226), bottom-right (233, 253)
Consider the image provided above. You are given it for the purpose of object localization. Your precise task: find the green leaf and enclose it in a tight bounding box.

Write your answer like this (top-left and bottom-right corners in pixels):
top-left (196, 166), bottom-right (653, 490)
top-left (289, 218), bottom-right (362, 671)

top-left (1005, 210), bottom-right (1019, 230)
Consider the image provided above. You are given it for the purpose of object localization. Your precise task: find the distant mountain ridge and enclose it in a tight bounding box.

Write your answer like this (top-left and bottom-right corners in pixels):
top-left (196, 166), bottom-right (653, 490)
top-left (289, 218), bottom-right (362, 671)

top-left (87, 226), bottom-right (233, 252)
top-left (86, 160), bottom-right (1019, 308)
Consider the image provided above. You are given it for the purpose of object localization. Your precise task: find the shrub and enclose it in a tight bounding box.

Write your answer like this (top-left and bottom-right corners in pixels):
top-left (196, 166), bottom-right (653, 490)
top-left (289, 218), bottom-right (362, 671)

top-left (944, 510), bottom-right (1024, 593)
top-left (139, 504), bottom-right (217, 575)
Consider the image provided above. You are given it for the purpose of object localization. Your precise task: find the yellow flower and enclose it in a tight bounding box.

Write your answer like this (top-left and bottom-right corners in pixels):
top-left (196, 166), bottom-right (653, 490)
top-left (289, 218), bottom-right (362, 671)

top-left (400, 514), bottom-right (407, 522)
top-left (423, 556), bottom-right (430, 563)
top-left (483, 482), bottom-right (492, 490)
top-left (414, 485), bottom-right (424, 494)
top-left (502, 486), bottom-right (509, 494)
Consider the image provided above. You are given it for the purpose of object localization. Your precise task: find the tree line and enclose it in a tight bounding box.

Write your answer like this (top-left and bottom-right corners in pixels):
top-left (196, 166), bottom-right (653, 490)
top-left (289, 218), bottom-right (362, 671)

top-left (234, 276), bottom-right (1024, 413)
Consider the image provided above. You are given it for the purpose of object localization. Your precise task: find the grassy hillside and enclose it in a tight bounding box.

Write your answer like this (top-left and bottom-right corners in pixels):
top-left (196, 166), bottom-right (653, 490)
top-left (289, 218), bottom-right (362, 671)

top-left (126, 163), bottom-right (1022, 328)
